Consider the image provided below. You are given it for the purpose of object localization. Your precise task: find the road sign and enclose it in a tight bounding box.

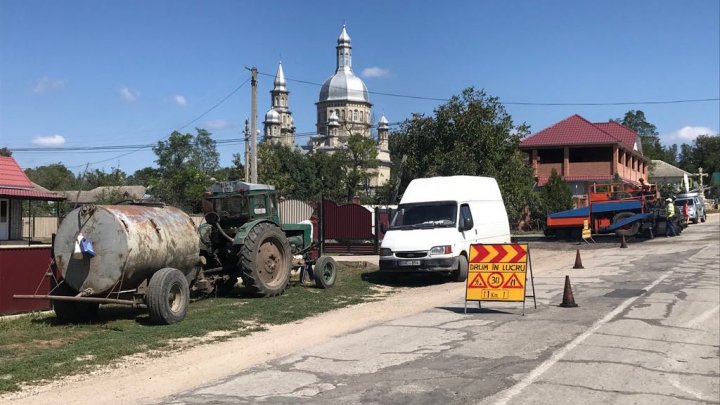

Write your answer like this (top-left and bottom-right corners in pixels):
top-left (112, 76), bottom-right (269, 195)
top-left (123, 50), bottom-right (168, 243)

top-left (465, 243), bottom-right (536, 314)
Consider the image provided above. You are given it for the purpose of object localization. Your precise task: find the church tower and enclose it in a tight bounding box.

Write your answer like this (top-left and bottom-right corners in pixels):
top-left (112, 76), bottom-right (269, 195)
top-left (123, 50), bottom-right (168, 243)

top-left (311, 25), bottom-right (372, 150)
top-left (263, 62), bottom-right (295, 146)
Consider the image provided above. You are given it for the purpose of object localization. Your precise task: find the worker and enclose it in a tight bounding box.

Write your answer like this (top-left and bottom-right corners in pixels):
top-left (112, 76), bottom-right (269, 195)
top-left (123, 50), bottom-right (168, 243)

top-left (665, 198), bottom-right (677, 237)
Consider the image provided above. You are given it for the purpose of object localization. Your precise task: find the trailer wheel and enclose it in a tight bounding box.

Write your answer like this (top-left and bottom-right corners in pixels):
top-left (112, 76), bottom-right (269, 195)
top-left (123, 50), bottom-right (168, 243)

top-left (240, 223), bottom-right (291, 297)
top-left (51, 282), bottom-right (99, 323)
top-left (612, 212), bottom-right (640, 237)
top-left (451, 255), bottom-right (469, 282)
top-left (147, 268), bottom-right (190, 325)
top-left (313, 256), bottom-right (337, 289)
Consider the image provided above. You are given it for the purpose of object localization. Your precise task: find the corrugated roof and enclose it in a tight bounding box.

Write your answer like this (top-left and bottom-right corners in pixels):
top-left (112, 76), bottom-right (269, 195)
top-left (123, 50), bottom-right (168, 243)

top-left (650, 160), bottom-right (689, 178)
top-left (594, 122), bottom-right (639, 152)
top-left (0, 156), bottom-right (33, 189)
top-left (0, 187), bottom-right (66, 200)
top-left (59, 185), bottom-right (147, 203)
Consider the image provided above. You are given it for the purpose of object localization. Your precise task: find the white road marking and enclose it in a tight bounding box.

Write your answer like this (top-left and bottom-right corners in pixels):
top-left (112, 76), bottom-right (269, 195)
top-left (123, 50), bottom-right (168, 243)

top-left (489, 269), bottom-right (675, 405)
top-left (684, 304), bottom-right (719, 329)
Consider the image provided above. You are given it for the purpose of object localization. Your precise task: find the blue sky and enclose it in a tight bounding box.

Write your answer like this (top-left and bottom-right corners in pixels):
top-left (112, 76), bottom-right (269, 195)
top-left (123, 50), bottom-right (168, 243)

top-left (1, 0), bottom-right (718, 176)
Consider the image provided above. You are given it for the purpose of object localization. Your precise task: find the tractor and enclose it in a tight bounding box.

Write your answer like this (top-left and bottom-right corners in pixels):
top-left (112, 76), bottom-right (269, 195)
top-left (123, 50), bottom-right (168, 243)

top-left (197, 181), bottom-right (336, 297)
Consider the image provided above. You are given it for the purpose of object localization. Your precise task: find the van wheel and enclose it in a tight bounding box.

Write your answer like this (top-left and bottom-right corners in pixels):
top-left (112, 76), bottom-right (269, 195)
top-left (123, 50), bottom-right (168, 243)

top-left (451, 255), bottom-right (468, 282)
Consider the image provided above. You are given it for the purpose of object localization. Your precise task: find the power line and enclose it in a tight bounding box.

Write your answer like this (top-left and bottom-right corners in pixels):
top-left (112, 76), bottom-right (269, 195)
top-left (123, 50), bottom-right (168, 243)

top-left (256, 70), bottom-right (719, 106)
top-left (63, 77), bottom-right (251, 169)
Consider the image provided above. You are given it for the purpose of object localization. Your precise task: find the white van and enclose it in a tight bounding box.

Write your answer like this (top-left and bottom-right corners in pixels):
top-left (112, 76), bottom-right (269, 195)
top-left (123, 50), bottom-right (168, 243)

top-left (379, 176), bottom-right (511, 282)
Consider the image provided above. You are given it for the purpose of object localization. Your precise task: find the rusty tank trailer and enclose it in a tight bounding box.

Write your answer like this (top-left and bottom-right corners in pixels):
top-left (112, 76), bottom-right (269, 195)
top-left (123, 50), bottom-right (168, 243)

top-left (16, 203), bottom-right (202, 324)
top-left (54, 204), bottom-right (200, 296)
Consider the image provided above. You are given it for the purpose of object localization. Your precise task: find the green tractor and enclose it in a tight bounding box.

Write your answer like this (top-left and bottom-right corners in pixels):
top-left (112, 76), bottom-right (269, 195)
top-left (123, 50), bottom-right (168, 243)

top-left (197, 181), bottom-right (337, 297)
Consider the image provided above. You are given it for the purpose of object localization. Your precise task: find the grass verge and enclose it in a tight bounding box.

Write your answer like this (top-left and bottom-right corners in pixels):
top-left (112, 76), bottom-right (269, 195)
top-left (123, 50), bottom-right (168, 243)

top-left (0, 263), bottom-right (390, 393)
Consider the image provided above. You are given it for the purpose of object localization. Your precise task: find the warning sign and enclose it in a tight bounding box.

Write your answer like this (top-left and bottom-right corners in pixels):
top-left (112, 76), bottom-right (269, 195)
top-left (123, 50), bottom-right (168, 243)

top-left (466, 244), bottom-right (529, 302)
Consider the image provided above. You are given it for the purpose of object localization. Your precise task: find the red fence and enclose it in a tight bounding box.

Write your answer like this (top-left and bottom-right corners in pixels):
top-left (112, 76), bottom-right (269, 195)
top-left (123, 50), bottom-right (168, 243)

top-left (0, 246), bottom-right (53, 315)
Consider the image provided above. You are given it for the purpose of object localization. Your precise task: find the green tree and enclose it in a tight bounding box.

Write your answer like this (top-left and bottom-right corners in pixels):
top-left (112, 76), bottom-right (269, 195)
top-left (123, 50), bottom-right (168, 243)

top-left (341, 134), bottom-right (379, 201)
top-left (0, 147), bottom-right (12, 157)
top-left (151, 129), bottom-right (220, 211)
top-left (539, 169), bottom-right (573, 215)
top-left (613, 110), bottom-right (676, 162)
top-left (257, 143), bottom-right (319, 200)
top-left (82, 168), bottom-right (127, 188)
top-left (24, 163), bottom-right (78, 190)
top-left (389, 87), bottom-right (534, 222)
top-left (127, 167), bottom-right (160, 186)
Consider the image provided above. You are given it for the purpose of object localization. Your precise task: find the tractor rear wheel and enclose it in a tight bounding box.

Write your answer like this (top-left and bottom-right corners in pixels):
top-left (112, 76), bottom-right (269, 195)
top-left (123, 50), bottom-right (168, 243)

top-left (239, 223), bottom-right (291, 297)
top-left (612, 212), bottom-right (640, 237)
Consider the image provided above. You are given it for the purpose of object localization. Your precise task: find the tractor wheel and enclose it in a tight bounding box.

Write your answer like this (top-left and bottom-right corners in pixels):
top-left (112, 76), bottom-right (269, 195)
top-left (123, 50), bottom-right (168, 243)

top-left (313, 256), bottom-right (337, 289)
top-left (51, 282), bottom-right (99, 323)
top-left (239, 223), bottom-right (291, 297)
top-left (451, 255), bottom-right (469, 282)
top-left (613, 212), bottom-right (640, 237)
top-left (147, 268), bottom-right (190, 325)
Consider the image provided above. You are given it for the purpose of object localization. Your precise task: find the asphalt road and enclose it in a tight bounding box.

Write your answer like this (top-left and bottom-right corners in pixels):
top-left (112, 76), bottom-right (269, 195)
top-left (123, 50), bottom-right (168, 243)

top-left (163, 215), bottom-right (720, 405)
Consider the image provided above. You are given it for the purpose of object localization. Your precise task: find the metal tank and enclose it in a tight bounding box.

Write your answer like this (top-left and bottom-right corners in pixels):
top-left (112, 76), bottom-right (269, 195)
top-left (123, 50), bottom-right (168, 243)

top-left (54, 204), bottom-right (200, 296)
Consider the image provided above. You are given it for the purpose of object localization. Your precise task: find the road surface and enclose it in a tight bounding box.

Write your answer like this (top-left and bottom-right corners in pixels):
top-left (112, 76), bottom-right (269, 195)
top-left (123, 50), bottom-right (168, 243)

top-left (5, 215), bottom-right (718, 405)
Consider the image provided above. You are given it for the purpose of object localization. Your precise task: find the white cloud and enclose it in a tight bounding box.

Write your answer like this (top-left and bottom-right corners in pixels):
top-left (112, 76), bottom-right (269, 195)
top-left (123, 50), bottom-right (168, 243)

top-left (361, 67), bottom-right (390, 78)
top-left (119, 86), bottom-right (140, 102)
top-left (661, 126), bottom-right (717, 144)
top-left (174, 95), bottom-right (187, 106)
top-left (32, 134), bottom-right (66, 146)
top-left (206, 119), bottom-right (231, 130)
top-left (34, 77), bottom-right (67, 94)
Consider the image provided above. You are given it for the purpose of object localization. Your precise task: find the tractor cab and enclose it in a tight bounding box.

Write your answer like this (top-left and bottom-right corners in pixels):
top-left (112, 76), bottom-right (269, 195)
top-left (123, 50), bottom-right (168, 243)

top-left (203, 181), bottom-right (280, 229)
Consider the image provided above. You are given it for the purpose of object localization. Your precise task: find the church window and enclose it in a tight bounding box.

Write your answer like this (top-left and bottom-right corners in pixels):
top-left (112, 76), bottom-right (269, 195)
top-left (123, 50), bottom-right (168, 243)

top-left (341, 110), bottom-right (345, 120)
top-left (353, 110), bottom-right (358, 121)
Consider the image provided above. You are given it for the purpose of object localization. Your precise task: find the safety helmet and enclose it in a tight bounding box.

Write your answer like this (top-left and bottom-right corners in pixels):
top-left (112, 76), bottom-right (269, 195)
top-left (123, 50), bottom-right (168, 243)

top-left (665, 198), bottom-right (672, 202)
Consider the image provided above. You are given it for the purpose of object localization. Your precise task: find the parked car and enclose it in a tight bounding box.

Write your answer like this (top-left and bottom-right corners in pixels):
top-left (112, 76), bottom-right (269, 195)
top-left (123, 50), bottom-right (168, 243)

top-left (675, 195), bottom-right (706, 224)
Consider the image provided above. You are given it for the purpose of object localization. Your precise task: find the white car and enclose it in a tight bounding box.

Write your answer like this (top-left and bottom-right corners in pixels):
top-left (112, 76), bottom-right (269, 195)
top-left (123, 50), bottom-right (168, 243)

top-left (675, 196), bottom-right (707, 224)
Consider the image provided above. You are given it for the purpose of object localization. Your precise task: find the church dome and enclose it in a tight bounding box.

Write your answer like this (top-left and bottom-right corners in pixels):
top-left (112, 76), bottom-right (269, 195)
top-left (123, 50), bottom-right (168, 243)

top-left (264, 108), bottom-right (280, 124)
top-left (319, 71), bottom-right (369, 103)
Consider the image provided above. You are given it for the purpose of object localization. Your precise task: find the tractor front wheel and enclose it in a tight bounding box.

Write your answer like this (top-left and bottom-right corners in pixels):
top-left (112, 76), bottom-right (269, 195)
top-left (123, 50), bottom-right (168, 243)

top-left (240, 223), bottom-right (291, 297)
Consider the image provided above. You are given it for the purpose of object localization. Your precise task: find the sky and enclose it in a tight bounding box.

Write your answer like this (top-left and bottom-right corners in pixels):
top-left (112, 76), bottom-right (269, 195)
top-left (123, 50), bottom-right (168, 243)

top-left (1, 0), bottom-right (718, 176)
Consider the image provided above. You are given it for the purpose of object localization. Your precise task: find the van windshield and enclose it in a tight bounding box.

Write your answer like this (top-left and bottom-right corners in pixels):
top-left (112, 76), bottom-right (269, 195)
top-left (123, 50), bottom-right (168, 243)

top-left (390, 202), bottom-right (457, 230)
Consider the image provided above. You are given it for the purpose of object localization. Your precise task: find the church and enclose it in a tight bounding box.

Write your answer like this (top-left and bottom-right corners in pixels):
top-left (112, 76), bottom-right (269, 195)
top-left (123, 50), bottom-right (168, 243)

top-left (262, 26), bottom-right (392, 187)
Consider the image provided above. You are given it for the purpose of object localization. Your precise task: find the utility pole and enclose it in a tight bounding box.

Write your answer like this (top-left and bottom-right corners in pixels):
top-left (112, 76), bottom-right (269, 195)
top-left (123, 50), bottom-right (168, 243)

top-left (244, 118), bottom-right (250, 182)
top-left (247, 67), bottom-right (258, 183)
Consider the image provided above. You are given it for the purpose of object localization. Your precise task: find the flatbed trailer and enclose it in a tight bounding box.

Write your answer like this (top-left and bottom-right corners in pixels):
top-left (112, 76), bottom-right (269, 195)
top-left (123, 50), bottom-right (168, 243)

top-left (545, 182), bottom-right (679, 239)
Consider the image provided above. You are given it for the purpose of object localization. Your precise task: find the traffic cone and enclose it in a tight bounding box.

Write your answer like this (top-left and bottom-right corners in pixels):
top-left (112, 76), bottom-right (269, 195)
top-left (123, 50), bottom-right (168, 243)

top-left (573, 249), bottom-right (584, 269)
top-left (559, 275), bottom-right (578, 308)
top-left (620, 235), bottom-right (628, 248)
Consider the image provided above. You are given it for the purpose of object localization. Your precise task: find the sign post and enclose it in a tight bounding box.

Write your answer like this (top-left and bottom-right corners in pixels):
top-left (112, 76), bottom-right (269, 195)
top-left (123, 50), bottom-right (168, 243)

top-left (465, 243), bottom-right (536, 315)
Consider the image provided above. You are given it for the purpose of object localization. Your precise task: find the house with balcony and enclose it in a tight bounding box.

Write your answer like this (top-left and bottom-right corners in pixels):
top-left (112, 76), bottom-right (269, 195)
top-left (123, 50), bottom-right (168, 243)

top-left (520, 114), bottom-right (649, 202)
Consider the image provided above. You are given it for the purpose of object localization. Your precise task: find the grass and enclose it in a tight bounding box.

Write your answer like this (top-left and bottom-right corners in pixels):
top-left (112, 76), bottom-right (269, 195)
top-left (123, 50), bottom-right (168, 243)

top-left (0, 263), bottom-right (390, 393)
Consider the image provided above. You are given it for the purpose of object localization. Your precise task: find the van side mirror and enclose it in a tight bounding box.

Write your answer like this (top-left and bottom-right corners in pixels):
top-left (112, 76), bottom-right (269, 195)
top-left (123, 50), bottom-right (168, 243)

top-left (461, 217), bottom-right (474, 232)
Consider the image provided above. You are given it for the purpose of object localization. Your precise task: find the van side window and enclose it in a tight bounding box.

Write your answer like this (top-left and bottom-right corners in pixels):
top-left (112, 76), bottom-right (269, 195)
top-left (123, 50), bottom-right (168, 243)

top-left (460, 204), bottom-right (473, 230)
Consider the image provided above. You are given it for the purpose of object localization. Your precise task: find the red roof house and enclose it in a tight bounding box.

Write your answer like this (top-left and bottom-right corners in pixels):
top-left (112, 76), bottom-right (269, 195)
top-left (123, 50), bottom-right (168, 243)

top-left (519, 115), bottom-right (648, 197)
top-left (0, 156), bottom-right (65, 241)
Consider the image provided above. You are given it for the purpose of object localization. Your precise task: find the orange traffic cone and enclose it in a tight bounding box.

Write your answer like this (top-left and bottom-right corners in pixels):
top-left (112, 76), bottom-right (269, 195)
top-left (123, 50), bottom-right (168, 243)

top-left (559, 275), bottom-right (578, 308)
top-left (573, 249), bottom-right (584, 269)
top-left (620, 235), bottom-right (628, 248)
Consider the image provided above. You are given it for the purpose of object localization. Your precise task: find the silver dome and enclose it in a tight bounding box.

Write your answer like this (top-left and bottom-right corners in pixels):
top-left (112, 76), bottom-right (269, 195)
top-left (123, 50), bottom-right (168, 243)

top-left (319, 71), bottom-right (370, 103)
top-left (264, 108), bottom-right (280, 124)
top-left (337, 25), bottom-right (351, 46)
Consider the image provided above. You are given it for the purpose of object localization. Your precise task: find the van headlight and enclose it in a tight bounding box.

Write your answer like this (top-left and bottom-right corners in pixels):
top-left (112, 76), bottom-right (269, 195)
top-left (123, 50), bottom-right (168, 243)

top-left (428, 245), bottom-right (452, 256)
top-left (379, 248), bottom-right (393, 257)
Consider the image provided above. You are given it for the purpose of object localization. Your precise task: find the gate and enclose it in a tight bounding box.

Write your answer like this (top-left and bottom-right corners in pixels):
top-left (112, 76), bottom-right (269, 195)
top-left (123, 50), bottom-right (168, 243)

top-left (321, 200), bottom-right (375, 254)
